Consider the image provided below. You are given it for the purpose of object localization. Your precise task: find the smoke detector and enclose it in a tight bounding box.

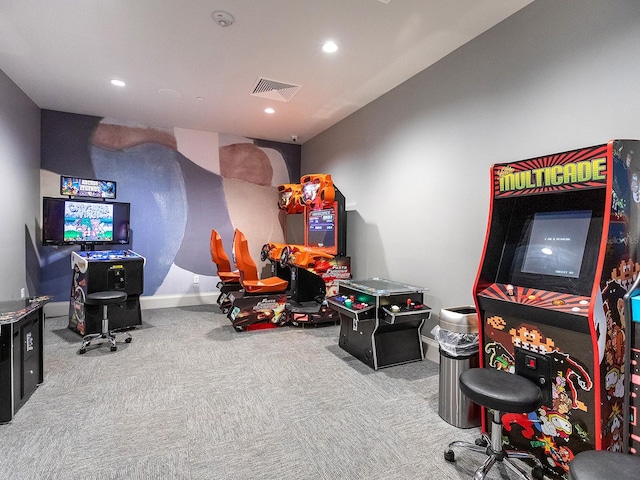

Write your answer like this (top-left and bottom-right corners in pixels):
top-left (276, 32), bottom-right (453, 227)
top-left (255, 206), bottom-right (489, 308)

top-left (212, 11), bottom-right (234, 27)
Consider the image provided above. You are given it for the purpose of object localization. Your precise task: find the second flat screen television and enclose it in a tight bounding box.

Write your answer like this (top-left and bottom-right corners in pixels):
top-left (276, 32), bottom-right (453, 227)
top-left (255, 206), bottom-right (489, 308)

top-left (42, 197), bottom-right (130, 246)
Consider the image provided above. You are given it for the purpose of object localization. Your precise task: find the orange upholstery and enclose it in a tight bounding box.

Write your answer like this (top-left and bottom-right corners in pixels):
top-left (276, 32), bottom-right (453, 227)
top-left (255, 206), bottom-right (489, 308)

top-left (277, 184), bottom-right (305, 214)
top-left (262, 242), bottom-right (288, 263)
top-left (210, 229), bottom-right (240, 283)
top-left (233, 229), bottom-right (288, 293)
top-left (287, 245), bottom-right (334, 269)
top-left (300, 174), bottom-right (335, 207)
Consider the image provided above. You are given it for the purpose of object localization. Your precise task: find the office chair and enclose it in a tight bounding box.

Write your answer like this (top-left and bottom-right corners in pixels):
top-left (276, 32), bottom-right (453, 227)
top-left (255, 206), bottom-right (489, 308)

top-left (444, 367), bottom-right (544, 480)
top-left (210, 229), bottom-right (241, 310)
top-left (233, 229), bottom-right (288, 293)
top-left (79, 291), bottom-right (131, 354)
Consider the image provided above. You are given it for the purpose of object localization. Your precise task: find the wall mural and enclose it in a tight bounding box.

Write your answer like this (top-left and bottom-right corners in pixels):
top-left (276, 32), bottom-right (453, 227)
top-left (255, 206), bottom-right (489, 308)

top-left (39, 110), bottom-right (300, 301)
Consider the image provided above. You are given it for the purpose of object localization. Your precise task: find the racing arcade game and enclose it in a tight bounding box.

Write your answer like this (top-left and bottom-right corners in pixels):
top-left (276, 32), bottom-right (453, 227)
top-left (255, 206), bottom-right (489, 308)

top-left (264, 174), bottom-right (351, 325)
top-left (474, 140), bottom-right (640, 479)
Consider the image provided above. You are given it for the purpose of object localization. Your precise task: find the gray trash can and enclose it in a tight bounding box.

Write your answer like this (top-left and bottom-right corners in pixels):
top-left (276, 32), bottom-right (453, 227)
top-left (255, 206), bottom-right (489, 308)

top-left (434, 306), bottom-right (481, 428)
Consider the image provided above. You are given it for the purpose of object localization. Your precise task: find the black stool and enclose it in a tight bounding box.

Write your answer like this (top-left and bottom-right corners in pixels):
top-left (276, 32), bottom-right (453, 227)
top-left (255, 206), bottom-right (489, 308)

top-left (79, 291), bottom-right (131, 354)
top-left (444, 367), bottom-right (544, 480)
top-left (569, 450), bottom-right (640, 479)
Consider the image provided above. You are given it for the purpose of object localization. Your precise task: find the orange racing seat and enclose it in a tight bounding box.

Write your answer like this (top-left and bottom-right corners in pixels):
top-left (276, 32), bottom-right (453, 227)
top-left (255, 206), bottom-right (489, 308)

top-left (233, 229), bottom-right (288, 294)
top-left (210, 229), bottom-right (241, 283)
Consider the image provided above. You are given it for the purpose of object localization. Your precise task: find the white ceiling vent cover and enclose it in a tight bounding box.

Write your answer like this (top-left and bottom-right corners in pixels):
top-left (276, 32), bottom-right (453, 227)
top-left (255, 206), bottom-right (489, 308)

top-left (251, 78), bottom-right (301, 102)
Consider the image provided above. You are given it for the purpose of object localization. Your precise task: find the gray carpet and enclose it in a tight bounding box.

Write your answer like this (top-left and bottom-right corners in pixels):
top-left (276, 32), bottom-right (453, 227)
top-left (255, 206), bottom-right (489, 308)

top-left (0, 306), bottom-right (515, 479)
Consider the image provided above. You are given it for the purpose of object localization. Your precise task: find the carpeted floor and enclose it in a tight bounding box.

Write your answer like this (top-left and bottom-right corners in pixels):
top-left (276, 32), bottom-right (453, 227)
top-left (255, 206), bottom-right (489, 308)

top-left (0, 305), bottom-right (516, 479)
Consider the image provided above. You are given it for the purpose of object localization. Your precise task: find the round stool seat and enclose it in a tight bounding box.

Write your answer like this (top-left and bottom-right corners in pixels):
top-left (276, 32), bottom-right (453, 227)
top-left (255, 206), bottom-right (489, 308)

top-left (569, 450), bottom-right (640, 480)
top-left (84, 290), bottom-right (128, 306)
top-left (459, 368), bottom-right (543, 413)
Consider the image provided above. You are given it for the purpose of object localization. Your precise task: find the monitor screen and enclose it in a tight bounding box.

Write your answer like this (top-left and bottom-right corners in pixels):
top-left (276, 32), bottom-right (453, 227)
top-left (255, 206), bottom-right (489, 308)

top-left (306, 206), bottom-right (336, 251)
top-left (60, 176), bottom-right (116, 199)
top-left (42, 197), bottom-right (130, 246)
top-left (520, 210), bottom-right (592, 279)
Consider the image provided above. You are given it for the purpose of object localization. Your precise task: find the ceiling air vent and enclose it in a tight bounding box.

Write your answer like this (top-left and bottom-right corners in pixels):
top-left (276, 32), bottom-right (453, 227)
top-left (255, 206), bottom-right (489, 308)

top-left (251, 77), bottom-right (301, 102)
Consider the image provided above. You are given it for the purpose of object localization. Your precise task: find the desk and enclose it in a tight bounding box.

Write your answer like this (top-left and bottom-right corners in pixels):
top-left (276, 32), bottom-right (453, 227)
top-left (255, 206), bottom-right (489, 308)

top-left (327, 278), bottom-right (430, 369)
top-left (0, 296), bottom-right (50, 423)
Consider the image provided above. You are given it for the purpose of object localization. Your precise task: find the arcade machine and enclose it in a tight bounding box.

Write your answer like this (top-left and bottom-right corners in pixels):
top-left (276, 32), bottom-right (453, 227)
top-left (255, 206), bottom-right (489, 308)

top-left (327, 278), bottom-right (430, 370)
top-left (267, 174), bottom-right (351, 326)
top-left (225, 228), bottom-right (288, 331)
top-left (473, 140), bottom-right (640, 479)
top-left (42, 176), bottom-right (145, 336)
top-left (69, 249), bottom-right (145, 335)
top-left (225, 174), bottom-right (350, 331)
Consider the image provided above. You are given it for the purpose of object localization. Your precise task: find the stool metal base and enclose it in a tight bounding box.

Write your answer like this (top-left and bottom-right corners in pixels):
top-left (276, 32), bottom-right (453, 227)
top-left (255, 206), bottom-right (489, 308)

top-left (79, 329), bottom-right (132, 354)
top-left (79, 292), bottom-right (131, 354)
top-left (444, 410), bottom-right (543, 480)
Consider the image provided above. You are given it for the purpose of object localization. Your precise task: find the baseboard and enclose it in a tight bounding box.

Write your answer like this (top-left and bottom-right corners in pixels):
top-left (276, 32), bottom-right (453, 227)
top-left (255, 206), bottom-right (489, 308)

top-left (421, 335), bottom-right (440, 364)
top-left (44, 292), bottom-right (220, 319)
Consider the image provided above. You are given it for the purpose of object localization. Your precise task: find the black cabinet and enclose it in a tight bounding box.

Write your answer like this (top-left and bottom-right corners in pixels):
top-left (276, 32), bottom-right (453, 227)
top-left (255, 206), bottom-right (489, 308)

top-left (327, 278), bottom-right (430, 370)
top-left (0, 297), bottom-right (48, 423)
top-left (69, 250), bottom-right (145, 335)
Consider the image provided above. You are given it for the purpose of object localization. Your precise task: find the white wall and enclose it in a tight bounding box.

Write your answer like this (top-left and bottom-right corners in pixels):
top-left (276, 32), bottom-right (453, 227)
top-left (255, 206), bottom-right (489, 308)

top-left (302, 0), bottom-right (640, 314)
top-left (0, 69), bottom-right (40, 300)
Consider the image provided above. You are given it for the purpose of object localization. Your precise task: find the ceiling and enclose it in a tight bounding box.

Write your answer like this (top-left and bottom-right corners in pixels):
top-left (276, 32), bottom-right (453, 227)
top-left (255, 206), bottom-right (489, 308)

top-left (0, 0), bottom-right (532, 144)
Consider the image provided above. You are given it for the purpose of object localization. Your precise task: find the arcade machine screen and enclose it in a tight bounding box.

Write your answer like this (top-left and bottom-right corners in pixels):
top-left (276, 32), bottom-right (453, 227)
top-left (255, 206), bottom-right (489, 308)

top-left (520, 210), bottom-right (592, 279)
top-left (42, 197), bottom-right (130, 246)
top-left (305, 206), bottom-right (337, 253)
top-left (60, 176), bottom-right (117, 199)
top-left (495, 191), bottom-right (604, 296)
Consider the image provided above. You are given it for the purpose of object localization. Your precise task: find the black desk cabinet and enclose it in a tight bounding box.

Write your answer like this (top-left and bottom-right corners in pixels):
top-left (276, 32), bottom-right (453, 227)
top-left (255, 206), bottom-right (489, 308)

top-left (0, 297), bottom-right (49, 423)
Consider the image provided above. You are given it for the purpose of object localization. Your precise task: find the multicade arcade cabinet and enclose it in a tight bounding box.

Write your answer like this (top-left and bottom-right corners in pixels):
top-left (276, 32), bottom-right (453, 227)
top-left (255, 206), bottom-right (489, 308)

top-left (42, 176), bottom-right (145, 336)
top-left (474, 140), bottom-right (640, 479)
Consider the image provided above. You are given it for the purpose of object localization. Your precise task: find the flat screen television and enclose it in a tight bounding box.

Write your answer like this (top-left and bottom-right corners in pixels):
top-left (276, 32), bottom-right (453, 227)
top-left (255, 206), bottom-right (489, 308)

top-left (42, 197), bottom-right (130, 247)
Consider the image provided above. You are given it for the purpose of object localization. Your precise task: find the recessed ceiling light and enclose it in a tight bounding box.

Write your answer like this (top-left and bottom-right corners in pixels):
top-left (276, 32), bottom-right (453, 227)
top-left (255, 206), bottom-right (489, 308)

top-left (264, 107), bottom-right (275, 114)
top-left (158, 88), bottom-right (181, 98)
top-left (322, 41), bottom-right (338, 53)
top-left (110, 79), bottom-right (126, 87)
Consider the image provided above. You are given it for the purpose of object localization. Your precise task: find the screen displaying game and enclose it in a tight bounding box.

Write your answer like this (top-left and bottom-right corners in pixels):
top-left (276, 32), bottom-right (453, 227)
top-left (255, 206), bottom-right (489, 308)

top-left (64, 201), bottom-right (114, 242)
top-left (520, 210), bottom-right (592, 279)
top-left (42, 197), bottom-right (130, 246)
top-left (60, 176), bottom-right (116, 199)
top-left (306, 207), bottom-right (336, 250)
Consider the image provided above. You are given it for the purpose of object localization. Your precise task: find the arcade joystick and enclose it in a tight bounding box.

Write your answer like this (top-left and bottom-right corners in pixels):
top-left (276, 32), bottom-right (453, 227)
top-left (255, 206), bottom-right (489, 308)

top-left (391, 305), bottom-right (400, 313)
top-left (506, 284), bottom-right (514, 296)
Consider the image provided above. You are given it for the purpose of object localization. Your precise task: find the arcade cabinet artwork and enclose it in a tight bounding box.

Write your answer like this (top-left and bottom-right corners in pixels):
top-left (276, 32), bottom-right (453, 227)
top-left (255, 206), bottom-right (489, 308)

top-left (225, 174), bottom-right (350, 331)
top-left (42, 176), bottom-right (145, 336)
top-left (473, 140), bottom-right (640, 479)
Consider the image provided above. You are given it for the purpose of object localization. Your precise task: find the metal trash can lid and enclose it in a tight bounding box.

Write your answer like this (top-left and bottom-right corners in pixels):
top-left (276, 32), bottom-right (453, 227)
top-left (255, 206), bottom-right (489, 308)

top-left (439, 306), bottom-right (478, 334)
